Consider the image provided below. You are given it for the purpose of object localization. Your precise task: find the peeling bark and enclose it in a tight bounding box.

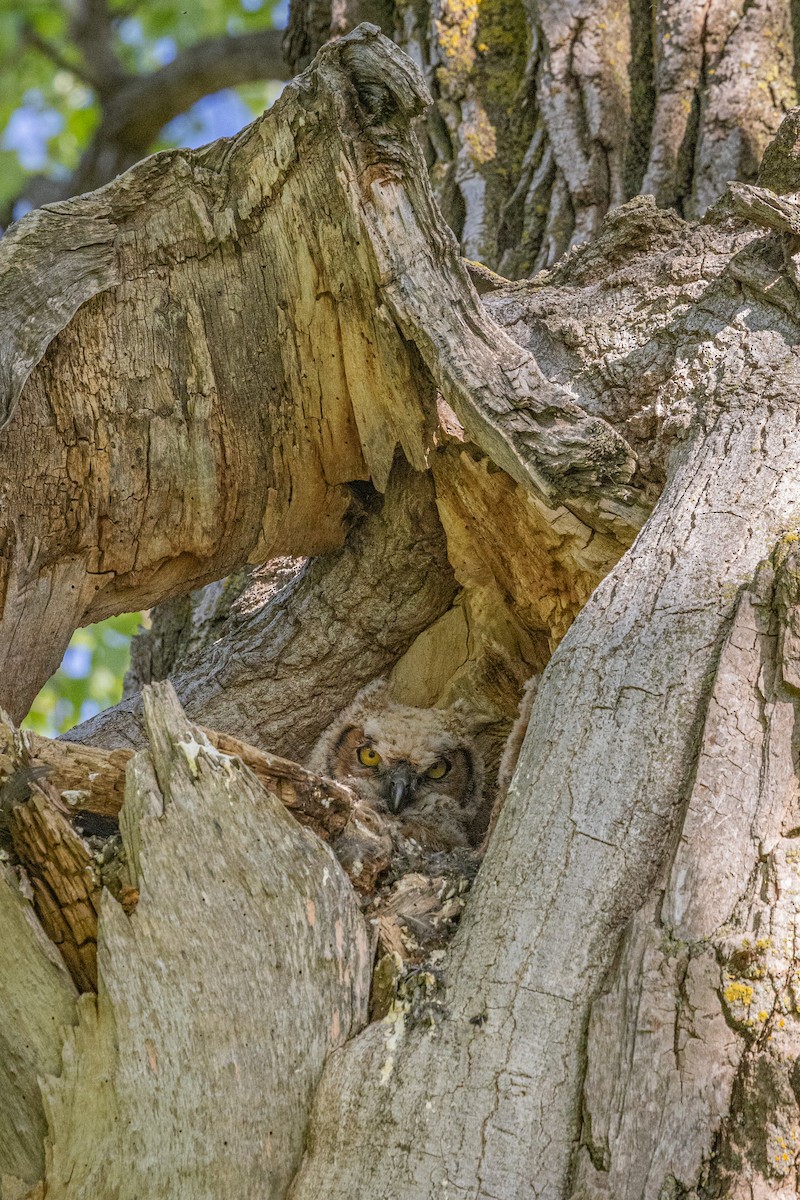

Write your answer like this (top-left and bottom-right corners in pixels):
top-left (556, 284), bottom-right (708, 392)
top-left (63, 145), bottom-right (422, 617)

top-left (0, 26), bottom-right (641, 724)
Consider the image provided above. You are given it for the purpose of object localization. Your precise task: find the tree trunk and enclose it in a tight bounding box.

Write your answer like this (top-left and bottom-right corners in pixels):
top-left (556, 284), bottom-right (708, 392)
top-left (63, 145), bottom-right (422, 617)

top-left (4, 16), bottom-right (800, 1200)
top-left (286, 0), bottom-right (797, 273)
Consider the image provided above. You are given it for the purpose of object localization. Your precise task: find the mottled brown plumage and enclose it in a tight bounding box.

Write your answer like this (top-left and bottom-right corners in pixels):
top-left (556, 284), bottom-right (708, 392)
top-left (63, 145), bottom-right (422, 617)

top-left (307, 680), bottom-right (486, 853)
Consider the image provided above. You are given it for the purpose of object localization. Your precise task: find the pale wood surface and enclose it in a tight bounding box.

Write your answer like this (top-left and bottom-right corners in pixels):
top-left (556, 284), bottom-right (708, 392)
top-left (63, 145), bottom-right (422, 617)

top-left (0, 862), bottom-right (77, 1186)
top-left (0, 27), bottom-right (641, 723)
top-left (39, 683), bottom-right (371, 1200)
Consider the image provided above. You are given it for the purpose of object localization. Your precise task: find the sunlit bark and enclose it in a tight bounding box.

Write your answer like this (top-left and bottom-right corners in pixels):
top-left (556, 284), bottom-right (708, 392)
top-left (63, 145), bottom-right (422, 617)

top-left (4, 23), bottom-right (800, 1200)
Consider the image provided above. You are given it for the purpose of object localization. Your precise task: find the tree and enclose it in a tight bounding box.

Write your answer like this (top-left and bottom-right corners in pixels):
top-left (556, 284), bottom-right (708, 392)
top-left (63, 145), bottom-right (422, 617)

top-left (0, 0), bottom-right (287, 223)
top-left (2, 7), bottom-right (800, 1200)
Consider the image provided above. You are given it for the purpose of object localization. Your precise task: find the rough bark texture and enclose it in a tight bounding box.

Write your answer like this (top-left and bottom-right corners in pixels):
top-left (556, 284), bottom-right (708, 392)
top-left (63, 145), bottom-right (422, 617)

top-left (122, 558), bottom-right (304, 697)
top-left (574, 561), bottom-right (800, 1198)
top-left (285, 0), bottom-right (797, 274)
top-left (12, 0), bottom-right (799, 278)
top-left (34, 682), bottom-right (370, 1200)
top-left (6, 19), bottom-right (800, 1200)
top-left (288, 399), bottom-right (800, 1200)
top-left (63, 461), bottom-right (460, 757)
top-left (1, 25), bottom-right (636, 725)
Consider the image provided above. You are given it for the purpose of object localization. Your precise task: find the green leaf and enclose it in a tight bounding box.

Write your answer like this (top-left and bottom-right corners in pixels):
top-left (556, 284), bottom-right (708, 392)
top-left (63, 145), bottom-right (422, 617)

top-left (22, 612), bottom-right (145, 737)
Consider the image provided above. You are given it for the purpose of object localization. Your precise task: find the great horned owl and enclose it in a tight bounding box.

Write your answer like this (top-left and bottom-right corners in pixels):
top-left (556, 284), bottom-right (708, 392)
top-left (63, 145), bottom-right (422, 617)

top-left (307, 680), bottom-right (486, 853)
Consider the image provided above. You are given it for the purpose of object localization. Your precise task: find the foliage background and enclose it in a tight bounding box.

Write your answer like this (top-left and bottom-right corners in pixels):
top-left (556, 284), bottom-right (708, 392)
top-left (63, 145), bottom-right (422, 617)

top-left (0, 0), bottom-right (286, 216)
top-left (22, 612), bottom-right (144, 736)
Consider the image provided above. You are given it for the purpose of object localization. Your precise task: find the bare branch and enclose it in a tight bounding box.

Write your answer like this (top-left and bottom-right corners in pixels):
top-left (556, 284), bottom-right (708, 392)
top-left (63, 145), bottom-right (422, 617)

top-left (69, 28), bottom-right (288, 194)
top-left (65, 462), bottom-right (458, 760)
top-left (62, 0), bottom-right (128, 96)
top-left (19, 724), bottom-right (354, 840)
top-left (22, 20), bottom-right (101, 89)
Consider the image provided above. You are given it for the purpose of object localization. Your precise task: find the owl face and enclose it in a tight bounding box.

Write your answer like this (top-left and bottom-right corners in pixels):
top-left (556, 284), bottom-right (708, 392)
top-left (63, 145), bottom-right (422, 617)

top-left (307, 681), bottom-right (483, 827)
top-left (329, 721), bottom-right (477, 815)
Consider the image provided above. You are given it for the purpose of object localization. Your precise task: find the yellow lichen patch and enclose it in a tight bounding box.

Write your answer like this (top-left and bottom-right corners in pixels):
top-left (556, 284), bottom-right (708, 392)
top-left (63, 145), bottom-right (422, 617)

top-left (474, 0), bottom-right (530, 113)
top-left (464, 101), bottom-right (497, 165)
top-left (772, 528), bottom-right (800, 573)
top-left (766, 1124), bottom-right (800, 1178)
top-left (726, 936), bottom-right (771, 980)
top-left (724, 982), bottom-right (754, 1006)
top-left (435, 0), bottom-right (480, 96)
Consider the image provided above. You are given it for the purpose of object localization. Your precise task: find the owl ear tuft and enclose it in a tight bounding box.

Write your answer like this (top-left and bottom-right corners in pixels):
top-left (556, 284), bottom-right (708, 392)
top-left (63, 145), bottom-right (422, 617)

top-left (449, 697), bottom-right (496, 732)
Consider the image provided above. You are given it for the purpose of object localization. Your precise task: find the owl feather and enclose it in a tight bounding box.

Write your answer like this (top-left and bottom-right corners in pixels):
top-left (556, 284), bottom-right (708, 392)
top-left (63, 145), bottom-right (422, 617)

top-left (307, 679), bottom-right (486, 854)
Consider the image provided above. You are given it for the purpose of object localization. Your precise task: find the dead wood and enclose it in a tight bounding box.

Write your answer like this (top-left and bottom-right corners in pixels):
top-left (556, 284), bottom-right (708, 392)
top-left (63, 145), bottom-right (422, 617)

top-left (0, 26), bottom-right (645, 724)
top-left (30, 681), bottom-right (371, 1200)
top-left (2, 698), bottom-right (478, 997)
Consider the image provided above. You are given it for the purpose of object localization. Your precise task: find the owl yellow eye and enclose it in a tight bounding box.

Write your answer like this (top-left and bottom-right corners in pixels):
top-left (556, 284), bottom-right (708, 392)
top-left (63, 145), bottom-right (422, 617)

top-left (357, 745), bottom-right (382, 768)
top-left (425, 759), bottom-right (450, 780)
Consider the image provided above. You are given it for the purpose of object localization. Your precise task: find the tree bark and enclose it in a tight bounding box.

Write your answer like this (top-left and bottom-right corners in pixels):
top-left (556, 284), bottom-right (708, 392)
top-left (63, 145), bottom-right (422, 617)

top-left (287, 411), bottom-right (800, 1200)
top-left (61, 460), bottom-right (459, 758)
top-left (0, 25), bottom-right (635, 726)
top-left (0, 861), bottom-right (77, 1187)
top-left (6, 19), bottom-right (800, 1200)
top-left (285, 0), bottom-right (797, 273)
top-left (36, 682), bottom-right (370, 1200)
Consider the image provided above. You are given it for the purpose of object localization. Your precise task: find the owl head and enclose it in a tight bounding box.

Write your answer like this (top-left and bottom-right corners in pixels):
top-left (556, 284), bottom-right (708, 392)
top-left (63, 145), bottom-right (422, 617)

top-left (307, 680), bottom-right (485, 817)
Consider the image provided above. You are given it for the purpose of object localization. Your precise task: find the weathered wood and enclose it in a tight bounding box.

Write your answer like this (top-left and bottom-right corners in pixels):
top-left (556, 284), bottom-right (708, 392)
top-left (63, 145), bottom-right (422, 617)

top-left (6, 712), bottom-right (476, 1003)
top-left (0, 26), bottom-right (646, 722)
top-left (1, 714), bottom-right (363, 998)
top-left (17, 736), bottom-right (130, 819)
top-left (573, 557), bottom-right (800, 1198)
top-left (65, 459), bottom-right (460, 757)
top-left (0, 208), bottom-right (117, 428)
top-left (7, 793), bottom-right (100, 994)
top-left (289, 398), bottom-right (800, 1200)
top-left (0, 713), bottom-right (101, 993)
top-left (37, 682), bottom-right (371, 1200)
top-left (21, 727), bottom-right (353, 839)
top-left (285, 131), bottom-right (800, 1198)
top-left (6, 30), bottom-right (800, 1200)
top-left (0, 863), bottom-right (77, 1186)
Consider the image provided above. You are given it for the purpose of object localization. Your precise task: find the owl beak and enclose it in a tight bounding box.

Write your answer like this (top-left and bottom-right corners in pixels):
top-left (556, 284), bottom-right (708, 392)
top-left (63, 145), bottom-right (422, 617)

top-left (384, 765), bottom-right (416, 814)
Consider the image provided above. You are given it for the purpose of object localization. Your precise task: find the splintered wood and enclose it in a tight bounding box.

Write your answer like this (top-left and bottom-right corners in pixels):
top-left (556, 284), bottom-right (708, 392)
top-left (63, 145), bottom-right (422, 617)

top-left (12, 723), bottom-right (354, 836)
top-left (0, 710), bottom-right (358, 993)
top-left (1, 703), bottom-right (465, 993)
top-left (7, 793), bottom-right (100, 993)
top-left (24, 681), bottom-right (372, 1200)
